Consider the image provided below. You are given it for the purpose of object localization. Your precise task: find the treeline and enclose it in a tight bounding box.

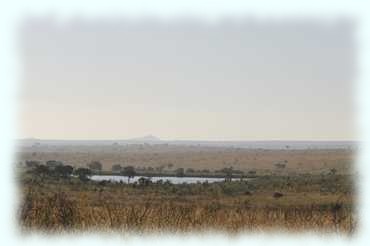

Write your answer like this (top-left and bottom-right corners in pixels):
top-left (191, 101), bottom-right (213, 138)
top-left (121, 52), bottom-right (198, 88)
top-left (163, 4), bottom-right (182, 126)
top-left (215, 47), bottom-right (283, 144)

top-left (23, 159), bottom-right (257, 182)
top-left (111, 164), bottom-right (254, 178)
top-left (25, 160), bottom-right (91, 181)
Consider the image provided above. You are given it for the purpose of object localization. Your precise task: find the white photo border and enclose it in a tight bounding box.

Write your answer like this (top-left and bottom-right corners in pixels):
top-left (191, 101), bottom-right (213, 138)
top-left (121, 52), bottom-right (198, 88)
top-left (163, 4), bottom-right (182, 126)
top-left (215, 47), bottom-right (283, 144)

top-left (0, 0), bottom-right (369, 245)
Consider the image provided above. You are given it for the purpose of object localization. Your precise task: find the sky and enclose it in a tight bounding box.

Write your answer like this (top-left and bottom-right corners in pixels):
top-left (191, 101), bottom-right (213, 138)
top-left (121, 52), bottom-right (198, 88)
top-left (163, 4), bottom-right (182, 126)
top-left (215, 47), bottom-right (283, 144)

top-left (18, 17), bottom-right (355, 141)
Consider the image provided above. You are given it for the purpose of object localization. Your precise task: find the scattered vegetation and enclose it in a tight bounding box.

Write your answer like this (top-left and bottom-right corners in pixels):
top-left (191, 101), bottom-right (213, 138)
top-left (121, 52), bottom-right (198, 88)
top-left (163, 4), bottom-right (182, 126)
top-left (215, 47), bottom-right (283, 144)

top-left (87, 161), bottom-right (102, 173)
top-left (18, 162), bottom-right (356, 234)
top-left (17, 147), bottom-right (356, 234)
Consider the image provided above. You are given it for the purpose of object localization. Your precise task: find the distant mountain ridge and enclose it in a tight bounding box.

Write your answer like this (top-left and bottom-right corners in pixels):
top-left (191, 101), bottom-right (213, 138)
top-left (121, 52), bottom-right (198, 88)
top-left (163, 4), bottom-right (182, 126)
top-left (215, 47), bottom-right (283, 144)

top-left (129, 135), bottom-right (161, 142)
top-left (16, 137), bottom-right (356, 150)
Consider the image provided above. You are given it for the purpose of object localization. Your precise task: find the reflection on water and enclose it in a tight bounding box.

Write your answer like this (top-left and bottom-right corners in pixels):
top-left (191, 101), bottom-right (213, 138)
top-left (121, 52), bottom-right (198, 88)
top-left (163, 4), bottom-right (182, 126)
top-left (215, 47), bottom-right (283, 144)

top-left (91, 175), bottom-right (245, 184)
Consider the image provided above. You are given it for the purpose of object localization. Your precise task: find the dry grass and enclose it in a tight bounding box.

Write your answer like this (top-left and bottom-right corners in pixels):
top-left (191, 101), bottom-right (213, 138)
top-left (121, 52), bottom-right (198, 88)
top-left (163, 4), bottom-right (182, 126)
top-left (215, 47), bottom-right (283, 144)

top-left (18, 174), bottom-right (356, 234)
top-left (17, 146), bottom-right (354, 174)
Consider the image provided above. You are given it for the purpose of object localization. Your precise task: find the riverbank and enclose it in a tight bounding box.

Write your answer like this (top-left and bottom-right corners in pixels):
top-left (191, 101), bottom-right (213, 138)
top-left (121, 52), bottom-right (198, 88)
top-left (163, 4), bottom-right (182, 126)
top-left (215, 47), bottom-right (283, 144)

top-left (93, 171), bottom-right (253, 179)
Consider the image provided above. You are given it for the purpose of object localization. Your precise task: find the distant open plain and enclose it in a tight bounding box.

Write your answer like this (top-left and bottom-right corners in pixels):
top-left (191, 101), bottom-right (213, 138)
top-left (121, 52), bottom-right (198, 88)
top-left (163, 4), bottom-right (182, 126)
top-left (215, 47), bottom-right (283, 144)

top-left (17, 141), bottom-right (355, 175)
top-left (17, 140), bottom-right (356, 233)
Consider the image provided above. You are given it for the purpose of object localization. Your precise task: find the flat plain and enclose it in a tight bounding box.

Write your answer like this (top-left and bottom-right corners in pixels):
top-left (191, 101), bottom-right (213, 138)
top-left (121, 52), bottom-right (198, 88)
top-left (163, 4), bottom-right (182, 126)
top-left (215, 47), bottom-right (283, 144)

top-left (17, 143), bottom-right (356, 234)
top-left (17, 143), bottom-right (354, 174)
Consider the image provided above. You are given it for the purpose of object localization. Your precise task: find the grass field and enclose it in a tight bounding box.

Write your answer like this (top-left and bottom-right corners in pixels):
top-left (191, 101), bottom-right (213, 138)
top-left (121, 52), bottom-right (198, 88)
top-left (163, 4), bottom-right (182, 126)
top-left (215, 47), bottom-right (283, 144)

top-left (16, 145), bottom-right (356, 234)
top-left (17, 145), bottom-right (354, 175)
top-left (18, 170), bottom-right (356, 234)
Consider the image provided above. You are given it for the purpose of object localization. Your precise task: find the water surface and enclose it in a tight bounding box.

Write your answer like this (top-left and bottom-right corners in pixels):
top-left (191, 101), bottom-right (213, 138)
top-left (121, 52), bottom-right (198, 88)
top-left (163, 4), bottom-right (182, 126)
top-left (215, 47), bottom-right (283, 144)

top-left (91, 175), bottom-right (245, 184)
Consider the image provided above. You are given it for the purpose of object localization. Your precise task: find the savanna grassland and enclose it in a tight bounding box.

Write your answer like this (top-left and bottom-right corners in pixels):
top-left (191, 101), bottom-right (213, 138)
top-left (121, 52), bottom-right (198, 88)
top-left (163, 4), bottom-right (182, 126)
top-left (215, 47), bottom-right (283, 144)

top-left (17, 144), bottom-right (356, 234)
top-left (17, 144), bottom-right (354, 174)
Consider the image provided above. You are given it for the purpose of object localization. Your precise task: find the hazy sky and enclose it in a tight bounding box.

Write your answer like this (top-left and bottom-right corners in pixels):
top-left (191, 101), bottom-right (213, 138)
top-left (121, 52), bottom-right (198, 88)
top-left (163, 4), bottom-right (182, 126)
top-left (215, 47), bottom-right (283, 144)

top-left (19, 17), bottom-right (354, 140)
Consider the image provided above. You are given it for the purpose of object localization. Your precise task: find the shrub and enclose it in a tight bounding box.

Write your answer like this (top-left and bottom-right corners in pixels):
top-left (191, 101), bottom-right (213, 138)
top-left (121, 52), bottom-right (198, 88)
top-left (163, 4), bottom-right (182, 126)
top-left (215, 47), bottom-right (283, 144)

top-left (186, 168), bottom-right (195, 173)
top-left (273, 192), bottom-right (284, 198)
top-left (46, 160), bottom-right (63, 169)
top-left (112, 164), bottom-right (122, 173)
top-left (121, 166), bottom-right (136, 178)
top-left (25, 160), bottom-right (41, 169)
top-left (74, 168), bottom-right (92, 182)
top-left (87, 161), bottom-right (102, 173)
top-left (54, 165), bottom-right (74, 178)
top-left (175, 168), bottom-right (185, 177)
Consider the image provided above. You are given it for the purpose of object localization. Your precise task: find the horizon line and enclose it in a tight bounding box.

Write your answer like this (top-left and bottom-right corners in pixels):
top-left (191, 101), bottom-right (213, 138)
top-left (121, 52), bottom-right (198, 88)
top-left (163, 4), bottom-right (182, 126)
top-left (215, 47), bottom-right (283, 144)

top-left (16, 138), bottom-right (357, 142)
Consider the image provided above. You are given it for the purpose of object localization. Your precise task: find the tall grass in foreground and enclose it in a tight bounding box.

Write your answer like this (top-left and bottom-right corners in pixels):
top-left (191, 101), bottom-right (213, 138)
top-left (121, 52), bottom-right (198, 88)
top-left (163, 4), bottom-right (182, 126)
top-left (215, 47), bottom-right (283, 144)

top-left (19, 190), bottom-right (355, 234)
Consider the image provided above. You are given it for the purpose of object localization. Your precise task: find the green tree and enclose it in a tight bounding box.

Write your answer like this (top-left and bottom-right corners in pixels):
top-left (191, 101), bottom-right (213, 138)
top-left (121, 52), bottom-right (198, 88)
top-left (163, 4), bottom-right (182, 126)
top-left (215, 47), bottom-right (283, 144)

top-left (138, 177), bottom-right (152, 186)
top-left (32, 164), bottom-right (50, 178)
top-left (122, 166), bottom-right (136, 183)
top-left (175, 168), bottom-right (185, 177)
top-left (112, 164), bottom-right (122, 173)
top-left (74, 168), bottom-right (92, 182)
top-left (46, 160), bottom-right (63, 169)
top-left (186, 168), bottom-right (195, 174)
top-left (88, 161), bottom-right (102, 173)
top-left (54, 165), bottom-right (74, 178)
top-left (220, 167), bottom-right (233, 182)
top-left (25, 160), bottom-right (41, 169)
top-left (329, 168), bottom-right (337, 175)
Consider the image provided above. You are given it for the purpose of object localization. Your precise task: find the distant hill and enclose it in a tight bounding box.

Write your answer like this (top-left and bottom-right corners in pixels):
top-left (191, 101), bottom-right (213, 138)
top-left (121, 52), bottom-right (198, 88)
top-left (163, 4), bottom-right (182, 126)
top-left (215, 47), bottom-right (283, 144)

top-left (16, 137), bottom-right (356, 150)
top-left (129, 135), bottom-right (161, 142)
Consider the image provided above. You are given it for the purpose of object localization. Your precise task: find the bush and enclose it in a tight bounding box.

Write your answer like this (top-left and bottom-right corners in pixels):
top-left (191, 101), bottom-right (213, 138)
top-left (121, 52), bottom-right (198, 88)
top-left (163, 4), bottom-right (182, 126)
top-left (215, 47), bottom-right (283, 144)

top-left (175, 168), bottom-right (185, 177)
top-left (186, 168), bottom-right (195, 173)
top-left (88, 161), bottom-right (102, 173)
top-left (273, 192), bottom-right (284, 198)
top-left (112, 164), bottom-right (122, 173)
top-left (46, 160), bottom-right (63, 169)
top-left (74, 168), bottom-right (92, 182)
top-left (25, 160), bottom-right (41, 168)
top-left (54, 165), bottom-right (74, 178)
top-left (31, 164), bottom-right (49, 177)
top-left (138, 177), bottom-right (152, 186)
top-left (121, 166), bottom-right (136, 178)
